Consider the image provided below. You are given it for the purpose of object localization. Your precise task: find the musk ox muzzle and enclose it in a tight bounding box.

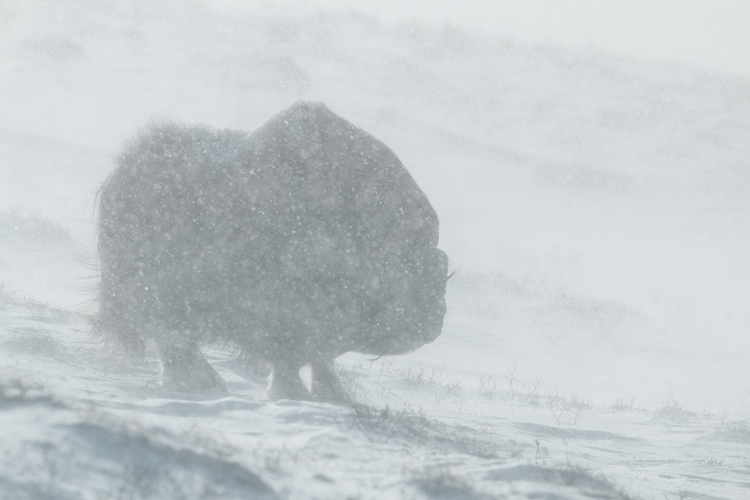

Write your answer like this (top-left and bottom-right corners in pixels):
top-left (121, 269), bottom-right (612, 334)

top-left (95, 101), bottom-right (449, 403)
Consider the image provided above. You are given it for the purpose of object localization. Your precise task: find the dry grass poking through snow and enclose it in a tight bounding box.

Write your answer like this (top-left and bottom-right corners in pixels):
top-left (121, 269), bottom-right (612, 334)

top-left (348, 403), bottom-right (500, 459)
top-left (363, 358), bottom-right (603, 425)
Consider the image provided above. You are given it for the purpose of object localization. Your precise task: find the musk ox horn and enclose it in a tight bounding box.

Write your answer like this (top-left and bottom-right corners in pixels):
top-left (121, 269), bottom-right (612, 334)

top-left (94, 100), bottom-right (449, 404)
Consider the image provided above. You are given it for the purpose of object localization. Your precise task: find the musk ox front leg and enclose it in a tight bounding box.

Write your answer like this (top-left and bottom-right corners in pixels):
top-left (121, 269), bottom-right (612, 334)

top-left (310, 359), bottom-right (353, 405)
top-left (267, 357), bottom-right (313, 402)
top-left (267, 359), bottom-right (353, 405)
top-left (154, 329), bottom-right (228, 396)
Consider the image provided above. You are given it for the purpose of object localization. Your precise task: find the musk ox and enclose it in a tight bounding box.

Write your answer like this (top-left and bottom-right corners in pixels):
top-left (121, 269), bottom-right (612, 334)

top-left (95, 101), bottom-right (449, 403)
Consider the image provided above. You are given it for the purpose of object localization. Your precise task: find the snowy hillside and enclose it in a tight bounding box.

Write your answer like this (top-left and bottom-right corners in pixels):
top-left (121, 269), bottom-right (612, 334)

top-left (1, 0), bottom-right (749, 498)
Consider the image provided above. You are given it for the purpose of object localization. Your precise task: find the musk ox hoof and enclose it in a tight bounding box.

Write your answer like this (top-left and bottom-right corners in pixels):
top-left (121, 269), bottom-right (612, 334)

top-left (266, 360), bottom-right (354, 405)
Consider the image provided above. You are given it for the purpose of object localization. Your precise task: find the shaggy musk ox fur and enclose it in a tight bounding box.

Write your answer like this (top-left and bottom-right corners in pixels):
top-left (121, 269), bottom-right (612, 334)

top-left (95, 101), bottom-right (449, 403)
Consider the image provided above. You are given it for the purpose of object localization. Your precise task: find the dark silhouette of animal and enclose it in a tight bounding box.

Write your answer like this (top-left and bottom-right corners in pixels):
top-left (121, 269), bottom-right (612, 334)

top-left (95, 101), bottom-right (449, 403)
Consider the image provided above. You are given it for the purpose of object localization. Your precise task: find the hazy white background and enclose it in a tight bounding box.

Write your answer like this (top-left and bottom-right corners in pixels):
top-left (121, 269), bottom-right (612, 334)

top-left (215, 0), bottom-right (750, 78)
top-left (1, 1), bottom-right (749, 497)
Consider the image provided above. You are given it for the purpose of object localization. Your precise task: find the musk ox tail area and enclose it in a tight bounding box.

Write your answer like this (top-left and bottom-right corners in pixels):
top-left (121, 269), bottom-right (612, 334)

top-left (95, 101), bottom-right (449, 402)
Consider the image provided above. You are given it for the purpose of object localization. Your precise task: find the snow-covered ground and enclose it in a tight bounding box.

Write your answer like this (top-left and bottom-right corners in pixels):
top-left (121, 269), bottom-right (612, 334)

top-left (1, 1), bottom-right (749, 498)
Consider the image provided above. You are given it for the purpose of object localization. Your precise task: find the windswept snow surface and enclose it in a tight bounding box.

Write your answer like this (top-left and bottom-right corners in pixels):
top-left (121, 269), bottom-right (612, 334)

top-left (0, 1), bottom-right (749, 498)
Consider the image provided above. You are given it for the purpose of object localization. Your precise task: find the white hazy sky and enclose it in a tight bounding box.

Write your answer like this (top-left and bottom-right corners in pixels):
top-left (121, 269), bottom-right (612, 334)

top-left (216, 0), bottom-right (750, 78)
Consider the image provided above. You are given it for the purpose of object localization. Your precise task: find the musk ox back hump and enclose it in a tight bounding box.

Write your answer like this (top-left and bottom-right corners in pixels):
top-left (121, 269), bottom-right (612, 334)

top-left (96, 101), bottom-right (447, 368)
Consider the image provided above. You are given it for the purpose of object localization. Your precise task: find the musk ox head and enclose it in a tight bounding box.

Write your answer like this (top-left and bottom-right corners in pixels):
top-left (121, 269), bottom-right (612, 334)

top-left (357, 246), bottom-right (449, 356)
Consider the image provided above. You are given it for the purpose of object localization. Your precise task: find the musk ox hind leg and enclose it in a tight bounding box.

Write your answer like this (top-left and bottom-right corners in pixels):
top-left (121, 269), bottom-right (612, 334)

top-left (310, 360), bottom-right (353, 405)
top-left (154, 329), bottom-right (228, 396)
